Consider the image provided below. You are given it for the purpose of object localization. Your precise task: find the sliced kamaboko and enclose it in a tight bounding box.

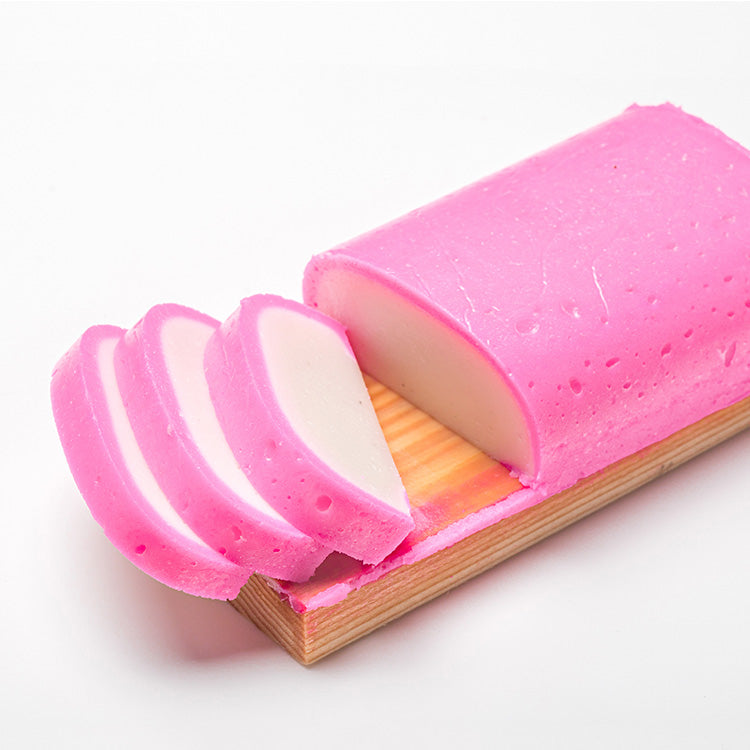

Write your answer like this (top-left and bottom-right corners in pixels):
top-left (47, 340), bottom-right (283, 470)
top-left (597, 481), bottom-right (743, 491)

top-left (304, 104), bottom-right (750, 497)
top-left (205, 295), bottom-right (413, 565)
top-left (114, 304), bottom-right (329, 581)
top-left (51, 326), bottom-right (249, 599)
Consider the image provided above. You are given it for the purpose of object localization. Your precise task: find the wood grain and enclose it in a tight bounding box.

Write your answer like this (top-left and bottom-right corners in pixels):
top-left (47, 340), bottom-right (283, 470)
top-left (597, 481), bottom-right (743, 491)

top-left (231, 379), bottom-right (750, 665)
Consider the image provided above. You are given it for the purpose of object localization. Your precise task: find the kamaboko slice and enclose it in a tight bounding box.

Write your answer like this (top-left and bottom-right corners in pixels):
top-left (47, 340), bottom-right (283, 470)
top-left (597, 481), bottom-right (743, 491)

top-left (51, 326), bottom-right (249, 599)
top-left (114, 304), bottom-right (329, 581)
top-left (205, 295), bottom-right (413, 565)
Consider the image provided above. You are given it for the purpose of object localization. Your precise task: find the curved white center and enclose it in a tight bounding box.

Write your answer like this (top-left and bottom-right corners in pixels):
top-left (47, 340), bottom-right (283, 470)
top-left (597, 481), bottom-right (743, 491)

top-left (160, 316), bottom-right (286, 521)
top-left (258, 306), bottom-right (408, 514)
top-left (310, 268), bottom-right (534, 475)
top-left (97, 337), bottom-right (206, 545)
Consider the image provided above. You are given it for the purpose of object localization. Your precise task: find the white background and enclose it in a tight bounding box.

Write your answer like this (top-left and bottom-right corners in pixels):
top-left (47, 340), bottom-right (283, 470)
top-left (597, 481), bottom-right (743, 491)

top-left (2, 2), bottom-right (749, 748)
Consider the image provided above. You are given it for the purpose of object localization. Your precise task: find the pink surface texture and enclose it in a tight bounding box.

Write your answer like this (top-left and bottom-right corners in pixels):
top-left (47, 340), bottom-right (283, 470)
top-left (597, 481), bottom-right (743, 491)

top-left (204, 295), bottom-right (413, 564)
top-left (305, 104), bottom-right (750, 499)
top-left (52, 103), bottom-right (750, 608)
top-left (114, 304), bottom-right (329, 581)
top-left (51, 326), bottom-right (249, 599)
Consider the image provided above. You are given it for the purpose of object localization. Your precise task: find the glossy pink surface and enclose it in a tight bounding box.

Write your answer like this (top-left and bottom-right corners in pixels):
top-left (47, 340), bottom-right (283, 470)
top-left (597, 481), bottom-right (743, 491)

top-left (51, 326), bottom-right (249, 599)
top-left (305, 104), bottom-right (750, 498)
top-left (114, 304), bottom-right (329, 580)
top-left (204, 295), bottom-right (413, 564)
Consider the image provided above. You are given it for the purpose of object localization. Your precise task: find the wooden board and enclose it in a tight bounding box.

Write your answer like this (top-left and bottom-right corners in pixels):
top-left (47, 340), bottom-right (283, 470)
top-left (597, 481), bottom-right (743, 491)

top-left (231, 377), bottom-right (750, 665)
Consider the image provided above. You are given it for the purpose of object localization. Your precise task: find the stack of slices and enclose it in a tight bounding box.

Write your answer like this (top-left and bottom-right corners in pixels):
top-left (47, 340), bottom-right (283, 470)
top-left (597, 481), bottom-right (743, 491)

top-left (51, 296), bottom-right (413, 599)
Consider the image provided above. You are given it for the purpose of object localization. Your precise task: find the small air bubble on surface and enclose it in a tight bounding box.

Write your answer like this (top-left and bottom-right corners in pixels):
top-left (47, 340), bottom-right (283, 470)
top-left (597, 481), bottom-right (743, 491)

top-left (263, 440), bottom-right (276, 461)
top-left (684, 329), bottom-right (694, 338)
top-left (724, 342), bottom-right (737, 367)
top-left (661, 343), bottom-right (672, 357)
top-left (569, 378), bottom-right (582, 395)
top-left (135, 545), bottom-right (146, 555)
top-left (561, 299), bottom-right (581, 319)
top-left (515, 317), bottom-right (540, 335)
top-left (316, 495), bottom-right (332, 512)
top-left (606, 357), bottom-right (620, 368)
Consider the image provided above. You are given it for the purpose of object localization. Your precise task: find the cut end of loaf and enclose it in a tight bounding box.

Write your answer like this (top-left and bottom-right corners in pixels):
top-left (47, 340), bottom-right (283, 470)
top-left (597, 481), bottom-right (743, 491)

top-left (303, 263), bottom-right (538, 478)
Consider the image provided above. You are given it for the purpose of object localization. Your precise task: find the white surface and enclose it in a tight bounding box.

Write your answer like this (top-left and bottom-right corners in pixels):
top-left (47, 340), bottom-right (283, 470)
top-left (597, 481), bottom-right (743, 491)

top-left (162, 315), bottom-right (285, 519)
top-left (311, 266), bottom-right (535, 472)
top-left (98, 335), bottom-right (205, 546)
top-left (259, 305), bottom-right (407, 511)
top-left (2, 3), bottom-right (749, 748)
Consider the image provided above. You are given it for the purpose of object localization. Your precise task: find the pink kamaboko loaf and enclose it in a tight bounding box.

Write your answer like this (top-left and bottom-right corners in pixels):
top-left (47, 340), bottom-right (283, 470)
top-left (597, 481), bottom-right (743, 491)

top-left (304, 104), bottom-right (750, 498)
top-left (51, 326), bottom-right (249, 599)
top-left (114, 304), bottom-right (329, 581)
top-left (204, 295), bottom-right (413, 564)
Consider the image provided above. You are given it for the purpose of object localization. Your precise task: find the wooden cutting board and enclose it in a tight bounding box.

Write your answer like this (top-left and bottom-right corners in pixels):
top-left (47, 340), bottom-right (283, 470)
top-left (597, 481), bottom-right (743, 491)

top-left (231, 375), bottom-right (750, 665)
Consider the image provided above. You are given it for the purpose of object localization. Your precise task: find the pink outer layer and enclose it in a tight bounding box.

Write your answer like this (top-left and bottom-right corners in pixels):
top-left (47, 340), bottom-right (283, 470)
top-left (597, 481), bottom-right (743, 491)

top-left (305, 104), bottom-right (750, 499)
top-left (114, 304), bottom-right (329, 581)
top-left (204, 295), bottom-right (414, 565)
top-left (51, 326), bottom-right (249, 599)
